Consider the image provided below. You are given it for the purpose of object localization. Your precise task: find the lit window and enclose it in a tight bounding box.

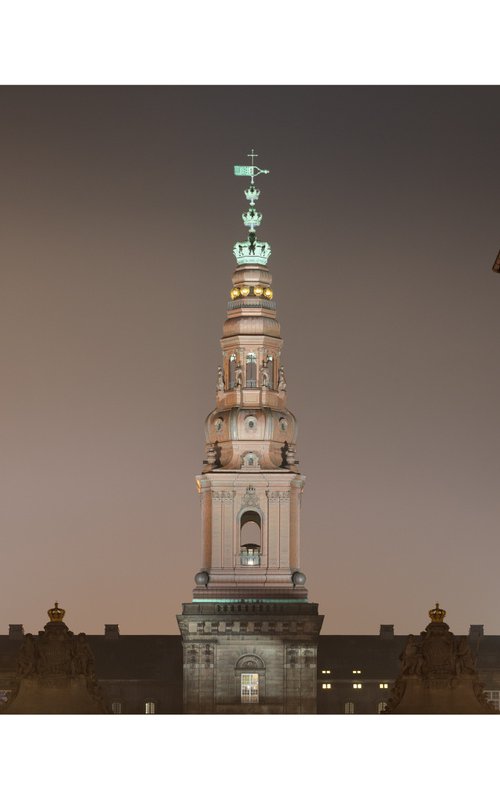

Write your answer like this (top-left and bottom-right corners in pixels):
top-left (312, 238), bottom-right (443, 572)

top-left (0, 690), bottom-right (11, 705)
top-left (321, 669), bottom-right (331, 674)
top-left (145, 701), bottom-right (156, 714)
top-left (246, 353), bottom-right (257, 387)
top-left (377, 702), bottom-right (387, 714)
top-left (344, 701), bottom-right (354, 714)
top-left (111, 701), bottom-right (122, 714)
top-left (322, 683), bottom-right (332, 689)
top-left (379, 682), bottom-right (389, 689)
top-left (352, 669), bottom-right (361, 674)
top-left (484, 691), bottom-right (500, 710)
top-left (353, 683), bottom-right (363, 689)
top-left (241, 673), bottom-right (259, 704)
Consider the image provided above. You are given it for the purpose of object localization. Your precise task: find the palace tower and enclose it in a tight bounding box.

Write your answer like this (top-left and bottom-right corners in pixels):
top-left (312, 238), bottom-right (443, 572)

top-left (177, 152), bottom-right (323, 713)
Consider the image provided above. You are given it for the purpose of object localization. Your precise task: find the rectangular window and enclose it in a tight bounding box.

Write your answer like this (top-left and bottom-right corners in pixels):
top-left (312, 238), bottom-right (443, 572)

top-left (322, 683), bottom-right (332, 689)
top-left (145, 701), bottom-right (156, 714)
top-left (241, 673), bottom-right (259, 704)
top-left (484, 690), bottom-right (500, 710)
top-left (352, 669), bottom-right (361, 674)
top-left (379, 683), bottom-right (389, 689)
top-left (246, 353), bottom-right (257, 387)
top-left (344, 701), bottom-right (354, 714)
top-left (321, 669), bottom-right (331, 674)
top-left (353, 683), bottom-right (363, 689)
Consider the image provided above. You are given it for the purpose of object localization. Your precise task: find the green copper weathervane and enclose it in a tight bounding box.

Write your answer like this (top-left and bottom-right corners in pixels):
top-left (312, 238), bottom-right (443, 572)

top-left (233, 149), bottom-right (272, 266)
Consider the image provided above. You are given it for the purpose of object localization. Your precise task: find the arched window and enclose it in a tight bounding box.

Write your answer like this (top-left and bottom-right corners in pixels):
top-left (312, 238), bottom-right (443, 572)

top-left (344, 701), bottom-right (354, 714)
top-left (145, 700), bottom-right (156, 714)
top-left (240, 510), bottom-right (261, 546)
top-left (229, 354), bottom-right (237, 388)
top-left (235, 655), bottom-right (265, 704)
top-left (246, 353), bottom-right (257, 387)
top-left (240, 510), bottom-right (261, 565)
top-left (111, 701), bottom-right (122, 714)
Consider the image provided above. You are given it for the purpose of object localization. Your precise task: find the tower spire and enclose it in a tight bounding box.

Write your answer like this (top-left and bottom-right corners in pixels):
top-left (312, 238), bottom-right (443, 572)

top-left (177, 151), bottom-right (323, 714)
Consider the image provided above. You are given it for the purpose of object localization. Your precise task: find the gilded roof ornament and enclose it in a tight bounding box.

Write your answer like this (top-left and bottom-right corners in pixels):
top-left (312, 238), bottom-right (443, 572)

top-left (47, 601), bottom-right (66, 623)
top-left (428, 602), bottom-right (446, 623)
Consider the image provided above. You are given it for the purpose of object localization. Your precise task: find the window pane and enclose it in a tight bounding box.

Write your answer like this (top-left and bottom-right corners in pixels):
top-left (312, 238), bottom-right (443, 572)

top-left (246, 353), bottom-right (257, 387)
top-left (241, 673), bottom-right (259, 704)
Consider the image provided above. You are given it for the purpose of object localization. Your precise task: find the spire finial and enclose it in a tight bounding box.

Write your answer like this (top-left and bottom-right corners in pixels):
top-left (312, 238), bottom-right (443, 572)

top-left (247, 148), bottom-right (258, 168)
top-left (233, 149), bottom-right (271, 266)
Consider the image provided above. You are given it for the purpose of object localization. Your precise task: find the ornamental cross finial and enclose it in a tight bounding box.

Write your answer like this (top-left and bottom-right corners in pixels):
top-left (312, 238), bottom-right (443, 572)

top-left (247, 148), bottom-right (258, 168)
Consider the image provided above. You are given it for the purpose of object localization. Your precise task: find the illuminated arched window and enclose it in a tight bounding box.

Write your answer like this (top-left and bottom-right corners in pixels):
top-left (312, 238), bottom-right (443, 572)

top-left (236, 654), bottom-right (265, 704)
top-left (145, 700), bottom-right (156, 714)
top-left (246, 353), bottom-right (257, 387)
top-left (344, 701), bottom-right (354, 714)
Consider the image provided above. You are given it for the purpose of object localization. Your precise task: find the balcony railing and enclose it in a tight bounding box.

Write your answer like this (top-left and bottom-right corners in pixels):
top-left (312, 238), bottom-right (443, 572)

top-left (240, 548), bottom-right (261, 566)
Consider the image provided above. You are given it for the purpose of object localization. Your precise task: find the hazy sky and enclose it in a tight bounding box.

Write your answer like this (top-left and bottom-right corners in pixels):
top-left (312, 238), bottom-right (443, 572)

top-left (1, 86), bottom-right (499, 636)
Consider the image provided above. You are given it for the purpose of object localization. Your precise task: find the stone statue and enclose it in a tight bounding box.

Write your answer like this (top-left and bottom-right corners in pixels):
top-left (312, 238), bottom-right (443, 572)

top-left (234, 364), bottom-right (243, 388)
top-left (278, 366), bottom-right (287, 392)
top-left (454, 636), bottom-right (476, 675)
top-left (17, 634), bottom-right (36, 677)
top-left (206, 443), bottom-right (218, 466)
top-left (285, 443), bottom-right (297, 467)
top-left (261, 365), bottom-right (270, 389)
top-left (400, 634), bottom-right (423, 675)
top-left (73, 633), bottom-right (95, 677)
top-left (216, 366), bottom-right (225, 392)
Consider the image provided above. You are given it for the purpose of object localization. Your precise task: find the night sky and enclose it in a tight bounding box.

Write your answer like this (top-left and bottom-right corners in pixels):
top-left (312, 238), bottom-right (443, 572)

top-left (1, 86), bottom-right (500, 636)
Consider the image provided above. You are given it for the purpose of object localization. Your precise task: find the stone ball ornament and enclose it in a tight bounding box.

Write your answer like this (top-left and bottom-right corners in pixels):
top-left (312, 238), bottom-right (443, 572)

top-left (194, 571), bottom-right (209, 587)
top-left (292, 571), bottom-right (306, 586)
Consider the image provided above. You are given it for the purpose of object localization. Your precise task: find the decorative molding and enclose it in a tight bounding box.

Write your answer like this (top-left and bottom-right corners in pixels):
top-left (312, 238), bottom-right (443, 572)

top-left (213, 490), bottom-right (235, 503)
top-left (267, 490), bottom-right (290, 503)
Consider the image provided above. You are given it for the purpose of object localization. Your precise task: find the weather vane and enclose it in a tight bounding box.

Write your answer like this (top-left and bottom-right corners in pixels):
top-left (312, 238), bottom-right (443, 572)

top-left (234, 148), bottom-right (270, 185)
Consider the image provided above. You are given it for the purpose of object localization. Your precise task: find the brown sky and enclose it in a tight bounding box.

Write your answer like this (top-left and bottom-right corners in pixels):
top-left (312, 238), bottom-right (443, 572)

top-left (1, 86), bottom-right (499, 636)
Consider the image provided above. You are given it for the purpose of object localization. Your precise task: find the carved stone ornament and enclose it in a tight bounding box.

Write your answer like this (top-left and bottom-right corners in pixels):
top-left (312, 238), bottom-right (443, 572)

top-left (383, 605), bottom-right (499, 714)
top-left (241, 485), bottom-right (260, 509)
